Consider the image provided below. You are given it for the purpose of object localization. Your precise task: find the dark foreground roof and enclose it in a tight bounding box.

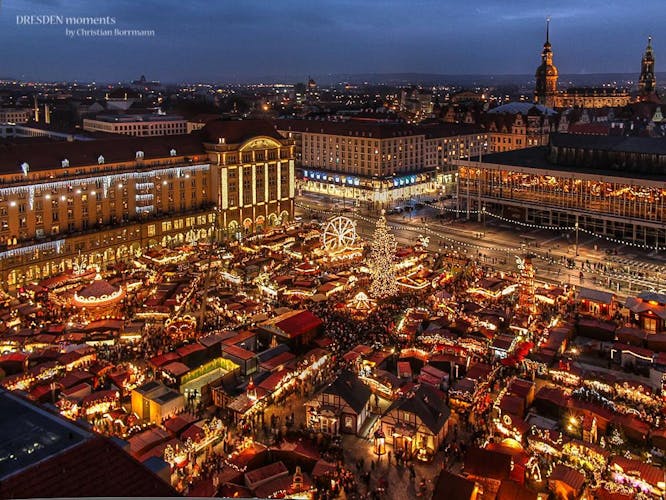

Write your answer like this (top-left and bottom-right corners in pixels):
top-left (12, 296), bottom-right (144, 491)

top-left (0, 436), bottom-right (179, 499)
top-left (0, 389), bottom-right (178, 498)
top-left (550, 132), bottom-right (666, 155)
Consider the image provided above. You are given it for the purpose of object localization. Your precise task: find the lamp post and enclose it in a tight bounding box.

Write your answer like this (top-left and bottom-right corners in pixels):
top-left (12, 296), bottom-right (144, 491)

top-left (575, 220), bottom-right (579, 257)
top-left (374, 429), bottom-right (386, 461)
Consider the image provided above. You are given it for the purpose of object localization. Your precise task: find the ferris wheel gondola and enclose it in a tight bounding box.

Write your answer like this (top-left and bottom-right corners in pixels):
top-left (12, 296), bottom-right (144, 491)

top-left (321, 216), bottom-right (358, 251)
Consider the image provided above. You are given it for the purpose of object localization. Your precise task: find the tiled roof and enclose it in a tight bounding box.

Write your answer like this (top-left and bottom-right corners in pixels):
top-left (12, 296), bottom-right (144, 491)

top-left (276, 118), bottom-right (483, 139)
top-left (324, 370), bottom-right (372, 414)
top-left (548, 463), bottom-right (586, 492)
top-left (464, 446), bottom-right (512, 480)
top-left (201, 119), bottom-right (284, 144)
top-left (388, 384), bottom-right (450, 435)
top-left (0, 435), bottom-right (178, 498)
top-left (432, 470), bottom-right (476, 500)
top-left (0, 133), bottom-right (206, 175)
top-left (275, 310), bottom-right (323, 338)
top-left (610, 456), bottom-right (664, 487)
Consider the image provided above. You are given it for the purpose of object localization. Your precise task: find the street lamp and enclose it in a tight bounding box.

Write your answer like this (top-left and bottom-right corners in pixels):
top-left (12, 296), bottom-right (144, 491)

top-left (575, 221), bottom-right (579, 257)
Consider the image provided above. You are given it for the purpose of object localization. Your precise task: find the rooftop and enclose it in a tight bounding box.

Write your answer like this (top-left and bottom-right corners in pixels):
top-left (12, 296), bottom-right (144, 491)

top-left (87, 113), bottom-right (185, 123)
top-left (477, 143), bottom-right (666, 182)
top-left (0, 389), bottom-right (88, 480)
top-left (487, 102), bottom-right (557, 116)
top-left (201, 119), bottom-right (284, 145)
top-left (0, 133), bottom-right (206, 174)
top-left (276, 118), bottom-right (483, 139)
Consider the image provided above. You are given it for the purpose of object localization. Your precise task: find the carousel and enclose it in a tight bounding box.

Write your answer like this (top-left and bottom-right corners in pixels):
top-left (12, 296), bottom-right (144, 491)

top-left (346, 291), bottom-right (377, 318)
top-left (72, 272), bottom-right (125, 321)
top-left (165, 315), bottom-right (198, 341)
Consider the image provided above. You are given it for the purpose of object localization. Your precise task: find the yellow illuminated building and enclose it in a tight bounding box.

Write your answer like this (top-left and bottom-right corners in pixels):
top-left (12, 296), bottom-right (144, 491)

top-left (0, 119), bottom-right (294, 287)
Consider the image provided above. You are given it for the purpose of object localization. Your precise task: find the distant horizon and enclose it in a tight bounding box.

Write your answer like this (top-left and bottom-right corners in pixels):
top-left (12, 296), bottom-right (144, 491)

top-left (2, 70), bottom-right (664, 88)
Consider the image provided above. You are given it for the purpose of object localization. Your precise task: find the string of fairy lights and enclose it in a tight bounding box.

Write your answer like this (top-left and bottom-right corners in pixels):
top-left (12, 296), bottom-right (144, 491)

top-left (428, 205), bottom-right (663, 251)
top-left (296, 202), bottom-right (666, 290)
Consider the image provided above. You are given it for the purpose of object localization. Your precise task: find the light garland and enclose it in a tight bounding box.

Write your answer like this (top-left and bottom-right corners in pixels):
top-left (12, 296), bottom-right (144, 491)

top-left (303, 205), bottom-right (666, 294)
top-left (0, 239), bottom-right (65, 260)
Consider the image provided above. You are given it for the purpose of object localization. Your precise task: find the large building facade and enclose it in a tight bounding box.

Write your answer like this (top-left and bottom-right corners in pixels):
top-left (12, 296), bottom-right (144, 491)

top-left (83, 114), bottom-right (188, 136)
top-left (0, 120), bottom-right (294, 287)
top-left (455, 134), bottom-right (666, 247)
top-left (277, 119), bottom-right (487, 207)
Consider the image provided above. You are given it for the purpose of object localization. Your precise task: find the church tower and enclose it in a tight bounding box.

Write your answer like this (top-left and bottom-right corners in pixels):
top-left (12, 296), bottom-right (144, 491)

top-left (638, 36), bottom-right (657, 99)
top-left (534, 18), bottom-right (558, 107)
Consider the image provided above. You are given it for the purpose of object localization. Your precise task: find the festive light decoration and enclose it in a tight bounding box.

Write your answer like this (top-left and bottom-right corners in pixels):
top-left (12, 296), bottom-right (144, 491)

top-left (321, 216), bottom-right (358, 251)
top-left (516, 255), bottom-right (537, 315)
top-left (608, 428), bottom-right (625, 447)
top-left (368, 216), bottom-right (398, 299)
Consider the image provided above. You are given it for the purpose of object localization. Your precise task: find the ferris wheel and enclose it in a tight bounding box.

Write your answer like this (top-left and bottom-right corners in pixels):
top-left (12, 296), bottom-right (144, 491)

top-left (321, 216), bottom-right (357, 251)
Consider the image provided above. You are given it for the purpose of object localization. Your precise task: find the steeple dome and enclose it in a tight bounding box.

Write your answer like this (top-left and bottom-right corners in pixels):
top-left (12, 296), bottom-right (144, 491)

top-left (638, 35), bottom-right (657, 98)
top-left (535, 17), bottom-right (559, 107)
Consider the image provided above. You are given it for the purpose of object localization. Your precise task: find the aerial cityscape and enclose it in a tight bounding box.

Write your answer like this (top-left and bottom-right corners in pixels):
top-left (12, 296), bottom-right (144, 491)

top-left (1, 1), bottom-right (666, 499)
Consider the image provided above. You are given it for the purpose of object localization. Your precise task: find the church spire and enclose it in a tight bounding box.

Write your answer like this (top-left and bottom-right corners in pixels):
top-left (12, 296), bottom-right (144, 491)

top-left (535, 17), bottom-right (558, 107)
top-left (639, 35), bottom-right (657, 98)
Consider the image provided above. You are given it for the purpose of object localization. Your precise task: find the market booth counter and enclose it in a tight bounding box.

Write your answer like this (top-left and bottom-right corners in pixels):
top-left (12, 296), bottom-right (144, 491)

top-left (610, 455), bottom-right (666, 499)
top-left (547, 464), bottom-right (587, 500)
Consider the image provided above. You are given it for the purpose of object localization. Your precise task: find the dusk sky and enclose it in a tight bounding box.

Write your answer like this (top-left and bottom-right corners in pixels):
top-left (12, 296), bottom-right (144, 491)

top-left (1, 0), bottom-right (663, 83)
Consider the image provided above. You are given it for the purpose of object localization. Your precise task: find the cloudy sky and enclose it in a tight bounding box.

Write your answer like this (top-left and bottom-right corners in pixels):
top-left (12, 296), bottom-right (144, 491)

top-left (0, 0), bottom-right (662, 82)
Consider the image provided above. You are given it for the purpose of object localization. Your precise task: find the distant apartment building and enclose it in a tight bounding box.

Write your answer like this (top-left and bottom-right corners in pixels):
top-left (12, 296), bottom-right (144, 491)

top-left (0, 119), bottom-right (294, 287)
top-left (399, 87), bottom-right (434, 119)
top-left (0, 123), bottom-right (93, 141)
top-left (83, 114), bottom-right (188, 136)
top-left (276, 118), bottom-right (487, 207)
top-left (0, 107), bottom-right (31, 124)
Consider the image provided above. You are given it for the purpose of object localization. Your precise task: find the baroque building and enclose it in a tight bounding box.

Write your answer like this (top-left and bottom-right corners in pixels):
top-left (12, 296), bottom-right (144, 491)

top-left (638, 36), bottom-right (658, 100)
top-left (534, 20), bottom-right (632, 109)
top-left (534, 19), bottom-right (558, 108)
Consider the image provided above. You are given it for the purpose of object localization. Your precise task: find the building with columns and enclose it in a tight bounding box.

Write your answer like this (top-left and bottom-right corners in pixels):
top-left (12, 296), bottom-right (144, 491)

top-left (455, 133), bottom-right (666, 247)
top-left (200, 120), bottom-right (295, 239)
top-left (0, 119), bottom-right (294, 287)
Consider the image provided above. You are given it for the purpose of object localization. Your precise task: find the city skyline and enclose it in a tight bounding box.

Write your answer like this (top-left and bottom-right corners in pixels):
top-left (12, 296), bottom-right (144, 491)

top-left (0, 0), bottom-right (664, 83)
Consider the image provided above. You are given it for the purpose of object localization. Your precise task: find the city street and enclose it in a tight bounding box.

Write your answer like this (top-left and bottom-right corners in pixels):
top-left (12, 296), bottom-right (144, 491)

top-left (296, 192), bottom-right (666, 300)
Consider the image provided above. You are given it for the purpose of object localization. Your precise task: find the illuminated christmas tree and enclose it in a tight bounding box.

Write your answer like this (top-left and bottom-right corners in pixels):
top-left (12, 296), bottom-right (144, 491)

top-left (369, 216), bottom-right (398, 298)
